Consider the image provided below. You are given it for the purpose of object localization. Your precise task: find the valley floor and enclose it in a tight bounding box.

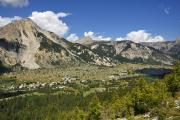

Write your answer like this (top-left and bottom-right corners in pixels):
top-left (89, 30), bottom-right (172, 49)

top-left (0, 63), bottom-right (179, 120)
top-left (1, 63), bottom-right (171, 82)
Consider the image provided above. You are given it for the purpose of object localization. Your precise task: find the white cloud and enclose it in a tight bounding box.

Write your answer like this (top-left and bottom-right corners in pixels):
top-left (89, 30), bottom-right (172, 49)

top-left (0, 0), bottom-right (29, 7)
top-left (84, 31), bottom-right (112, 41)
top-left (116, 37), bottom-right (123, 41)
top-left (164, 7), bottom-right (170, 15)
top-left (67, 34), bottom-right (79, 41)
top-left (0, 16), bottom-right (22, 27)
top-left (116, 30), bottom-right (164, 43)
top-left (57, 12), bottom-right (70, 17)
top-left (29, 11), bottom-right (69, 36)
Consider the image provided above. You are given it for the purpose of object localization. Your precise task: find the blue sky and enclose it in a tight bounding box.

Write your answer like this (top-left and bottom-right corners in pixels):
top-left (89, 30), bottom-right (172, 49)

top-left (0, 0), bottom-right (180, 42)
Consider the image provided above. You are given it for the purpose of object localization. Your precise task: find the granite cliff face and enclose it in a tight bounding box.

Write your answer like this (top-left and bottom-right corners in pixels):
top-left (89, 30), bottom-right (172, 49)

top-left (0, 19), bottom-right (113, 70)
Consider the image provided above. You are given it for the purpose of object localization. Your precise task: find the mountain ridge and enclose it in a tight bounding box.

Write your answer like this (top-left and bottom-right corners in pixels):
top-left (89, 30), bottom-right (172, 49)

top-left (0, 19), bottom-right (177, 71)
top-left (141, 39), bottom-right (180, 59)
top-left (0, 19), bottom-right (113, 70)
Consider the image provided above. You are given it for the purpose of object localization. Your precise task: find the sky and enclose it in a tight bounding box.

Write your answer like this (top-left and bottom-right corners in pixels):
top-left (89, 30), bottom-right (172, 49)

top-left (0, 0), bottom-right (180, 42)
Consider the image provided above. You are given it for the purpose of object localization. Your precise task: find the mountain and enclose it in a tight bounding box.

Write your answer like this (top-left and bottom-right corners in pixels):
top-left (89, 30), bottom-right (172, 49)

top-left (75, 36), bottom-right (95, 45)
top-left (141, 39), bottom-right (180, 59)
top-left (0, 19), bottom-right (113, 70)
top-left (0, 19), bottom-right (175, 72)
top-left (75, 36), bottom-right (110, 46)
top-left (84, 40), bottom-right (174, 65)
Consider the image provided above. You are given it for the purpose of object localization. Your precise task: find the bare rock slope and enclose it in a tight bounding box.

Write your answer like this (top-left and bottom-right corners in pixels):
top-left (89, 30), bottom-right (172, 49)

top-left (142, 40), bottom-right (180, 59)
top-left (0, 19), bottom-right (175, 71)
top-left (0, 19), bottom-right (113, 70)
top-left (78, 38), bottom-right (174, 65)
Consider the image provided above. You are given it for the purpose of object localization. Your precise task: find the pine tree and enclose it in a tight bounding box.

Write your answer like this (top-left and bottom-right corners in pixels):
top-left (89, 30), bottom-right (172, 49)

top-left (87, 95), bottom-right (102, 120)
top-left (165, 61), bottom-right (180, 97)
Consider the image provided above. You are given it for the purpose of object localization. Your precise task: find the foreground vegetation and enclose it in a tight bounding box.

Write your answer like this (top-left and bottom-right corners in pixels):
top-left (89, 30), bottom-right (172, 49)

top-left (0, 62), bottom-right (179, 120)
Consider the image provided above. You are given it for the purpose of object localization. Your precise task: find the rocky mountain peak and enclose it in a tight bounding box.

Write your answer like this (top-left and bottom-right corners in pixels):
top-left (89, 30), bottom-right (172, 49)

top-left (75, 36), bottom-right (94, 45)
top-left (0, 19), bottom-right (38, 41)
top-left (0, 19), bottom-right (73, 69)
top-left (0, 19), bottom-right (45, 69)
top-left (0, 19), bottom-right (114, 70)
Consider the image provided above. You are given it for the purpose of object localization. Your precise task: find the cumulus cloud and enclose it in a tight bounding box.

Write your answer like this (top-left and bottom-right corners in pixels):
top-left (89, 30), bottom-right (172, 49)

top-left (116, 30), bottom-right (164, 43)
top-left (0, 16), bottom-right (22, 27)
top-left (67, 34), bottom-right (79, 41)
top-left (29, 11), bottom-right (69, 36)
top-left (84, 31), bottom-right (112, 41)
top-left (0, 0), bottom-right (29, 7)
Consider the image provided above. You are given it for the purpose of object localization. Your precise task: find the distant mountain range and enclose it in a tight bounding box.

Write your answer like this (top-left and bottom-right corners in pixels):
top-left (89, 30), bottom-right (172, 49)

top-left (142, 40), bottom-right (180, 60)
top-left (75, 37), bottom-right (175, 65)
top-left (0, 19), bottom-right (178, 71)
